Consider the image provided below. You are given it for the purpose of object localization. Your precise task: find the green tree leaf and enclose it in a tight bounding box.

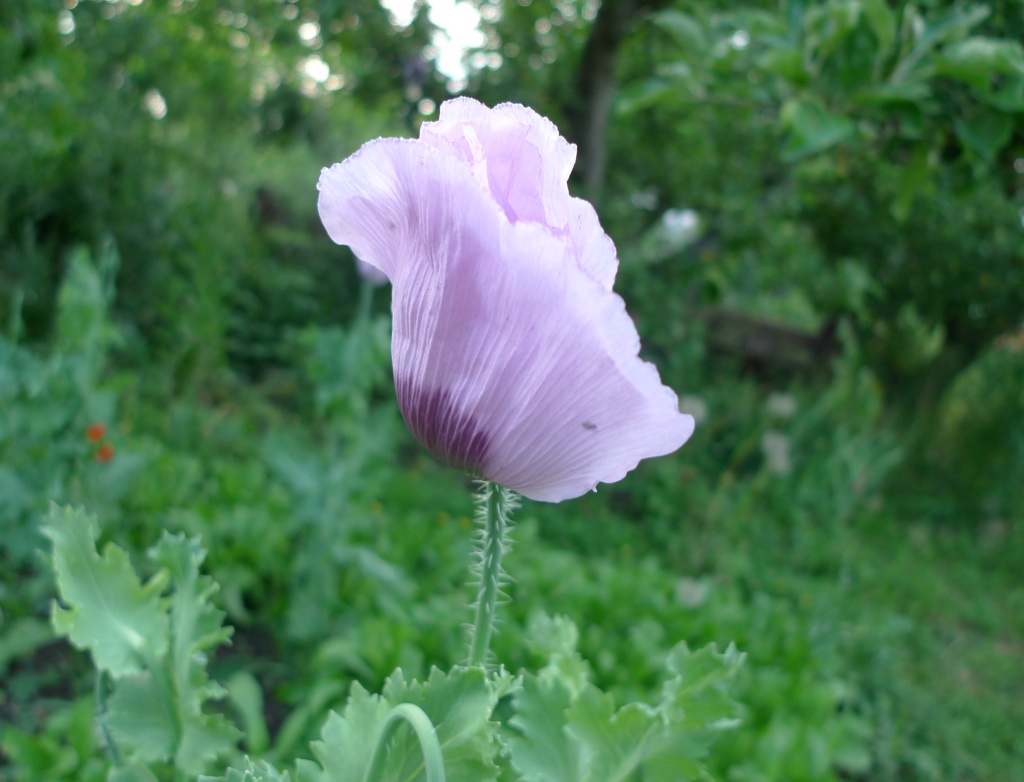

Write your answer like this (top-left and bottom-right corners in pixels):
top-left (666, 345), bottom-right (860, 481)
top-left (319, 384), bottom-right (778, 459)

top-left (953, 107), bottom-right (1014, 160)
top-left (803, 1), bottom-right (863, 62)
top-left (936, 36), bottom-right (1024, 90)
top-left (861, 0), bottom-right (897, 51)
top-left (892, 4), bottom-right (991, 83)
top-left (780, 98), bottom-right (857, 161)
top-left (649, 10), bottom-right (707, 55)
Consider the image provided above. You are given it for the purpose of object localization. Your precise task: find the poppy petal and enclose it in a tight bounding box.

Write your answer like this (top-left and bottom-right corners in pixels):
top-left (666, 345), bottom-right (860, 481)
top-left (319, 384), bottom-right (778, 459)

top-left (318, 130), bottom-right (693, 502)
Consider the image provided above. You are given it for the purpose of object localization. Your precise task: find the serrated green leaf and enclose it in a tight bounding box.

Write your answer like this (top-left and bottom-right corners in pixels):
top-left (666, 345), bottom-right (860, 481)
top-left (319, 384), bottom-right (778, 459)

top-left (148, 532), bottom-right (240, 775)
top-left (199, 757), bottom-right (290, 782)
top-left (635, 742), bottom-right (706, 782)
top-left (524, 613), bottom-right (578, 660)
top-left (295, 758), bottom-right (328, 782)
top-left (508, 639), bottom-right (744, 782)
top-left (566, 687), bottom-right (662, 782)
top-left (489, 667), bottom-right (521, 701)
top-left (524, 614), bottom-right (589, 697)
top-left (580, 639), bottom-right (744, 781)
top-left (149, 532), bottom-right (233, 666)
top-left (508, 641), bottom-right (743, 782)
top-left (105, 642), bottom-right (241, 773)
top-left (178, 714), bottom-right (243, 775)
top-left (47, 515), bottom-right (239, 775)
top-left (105, 673), bottom-right (177, 764)
top-left (311, 667), bottom-right (499, 782)
top-left (661, 643), bottom-right (745, 730)
top-left (382, 667), bottom-right (500, 782)
top-left (507, 670), bottom-right (578, 782)
top-left (44, 506), bottom-right (168, 677)
top-left (309, 682), bottom-right (395, 782)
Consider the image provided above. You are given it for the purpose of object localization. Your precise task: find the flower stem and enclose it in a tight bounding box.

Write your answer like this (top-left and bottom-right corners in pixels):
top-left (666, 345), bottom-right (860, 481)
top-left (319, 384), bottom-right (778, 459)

top-left (468, 482), bottom-right (516, 667)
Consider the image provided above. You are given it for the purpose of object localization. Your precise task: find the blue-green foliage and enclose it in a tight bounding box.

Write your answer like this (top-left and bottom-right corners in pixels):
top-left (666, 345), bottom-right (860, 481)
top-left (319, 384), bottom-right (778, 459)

top-left (0, 244), bottom-right (120, 624)
top-left (40, 505), bottom-right (744, 781)
top-left (45, 508), bottom-right (240, 775)
top-left (507, 617), bottom-right (744, 782)
top-left (300, 667), bottom-right (500, 782)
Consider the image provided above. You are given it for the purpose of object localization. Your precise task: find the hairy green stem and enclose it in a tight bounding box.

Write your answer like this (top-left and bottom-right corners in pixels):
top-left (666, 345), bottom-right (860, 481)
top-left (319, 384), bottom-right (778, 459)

top-left (363, 703), bottom-right (445, 782)
top-left (468, 482), bottom-right (516, 667)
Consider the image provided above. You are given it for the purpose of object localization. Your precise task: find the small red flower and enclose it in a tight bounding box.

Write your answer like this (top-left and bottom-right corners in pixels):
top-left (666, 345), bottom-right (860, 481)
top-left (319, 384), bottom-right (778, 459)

top-left (86, 422), bottom-right (107, 443)
top-left (95, 442), bottom-right (115, 463)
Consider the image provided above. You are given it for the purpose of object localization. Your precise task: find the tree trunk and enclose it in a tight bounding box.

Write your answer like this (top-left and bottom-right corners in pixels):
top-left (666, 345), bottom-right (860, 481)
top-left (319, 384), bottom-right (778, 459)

top-left (568, 0), bottom-right (668, 198)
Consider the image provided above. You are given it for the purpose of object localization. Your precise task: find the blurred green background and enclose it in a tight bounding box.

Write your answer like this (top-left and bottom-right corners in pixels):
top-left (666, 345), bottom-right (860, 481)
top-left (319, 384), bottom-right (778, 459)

top-left (1, 0), bottom-right (1022, 780)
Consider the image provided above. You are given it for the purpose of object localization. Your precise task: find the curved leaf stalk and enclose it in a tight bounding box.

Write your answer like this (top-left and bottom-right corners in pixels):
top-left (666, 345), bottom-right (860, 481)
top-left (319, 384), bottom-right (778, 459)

top-left (468, 481), bottom-right (518, 667)
top-left (363, 703), bottom-right (446, 782)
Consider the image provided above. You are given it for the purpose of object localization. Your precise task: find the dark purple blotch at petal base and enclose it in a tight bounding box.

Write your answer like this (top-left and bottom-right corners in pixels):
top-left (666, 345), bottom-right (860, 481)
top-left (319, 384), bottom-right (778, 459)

top-left (396, 376), bottom-right (492, 475)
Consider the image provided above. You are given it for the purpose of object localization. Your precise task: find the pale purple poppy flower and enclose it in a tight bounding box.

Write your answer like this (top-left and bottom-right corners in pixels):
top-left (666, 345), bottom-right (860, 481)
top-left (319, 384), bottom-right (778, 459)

top-left (317, 98), bottom-right (694, 502)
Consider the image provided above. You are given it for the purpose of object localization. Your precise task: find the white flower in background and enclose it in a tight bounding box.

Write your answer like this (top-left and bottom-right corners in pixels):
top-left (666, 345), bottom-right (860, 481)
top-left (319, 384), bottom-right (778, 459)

top-left (766, 392), bottom-right (797, 419)
top-left (760, 430), bottom-right (791, 475)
